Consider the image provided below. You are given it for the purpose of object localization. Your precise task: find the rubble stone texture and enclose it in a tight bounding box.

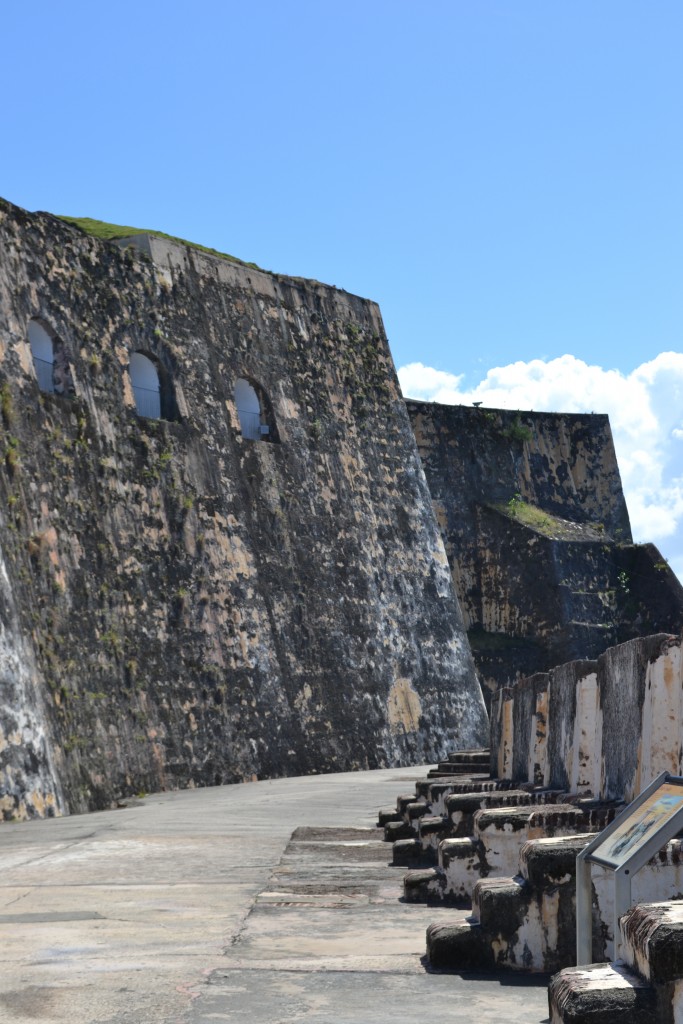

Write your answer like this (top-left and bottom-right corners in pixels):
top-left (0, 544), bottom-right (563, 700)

top-left (408, 400), bottom-right (683, 696)
top-left (0, 198), bottom-right (488, 818)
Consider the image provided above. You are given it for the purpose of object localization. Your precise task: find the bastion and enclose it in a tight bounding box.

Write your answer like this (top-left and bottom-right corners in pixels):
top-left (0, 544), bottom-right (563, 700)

top-left (0, 198), bottom-right (488, 819)
top-left (409, 400), bottom-right (683, 695)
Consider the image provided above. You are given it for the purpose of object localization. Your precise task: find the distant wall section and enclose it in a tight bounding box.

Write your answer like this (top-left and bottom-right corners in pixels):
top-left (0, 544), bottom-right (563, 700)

top-left (408, 401), bottom-right (683, 697)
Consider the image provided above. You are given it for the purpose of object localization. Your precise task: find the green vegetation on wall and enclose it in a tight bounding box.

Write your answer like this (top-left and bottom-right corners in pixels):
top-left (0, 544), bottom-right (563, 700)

top-left (58, 216), bottom-right (262, 270)
top-left (499, 493), bottom-right (559, 537)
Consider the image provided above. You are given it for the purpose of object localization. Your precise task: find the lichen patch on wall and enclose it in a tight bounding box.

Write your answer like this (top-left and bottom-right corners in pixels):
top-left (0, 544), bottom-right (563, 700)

top-left (387, 677), bottom-right (422, 735)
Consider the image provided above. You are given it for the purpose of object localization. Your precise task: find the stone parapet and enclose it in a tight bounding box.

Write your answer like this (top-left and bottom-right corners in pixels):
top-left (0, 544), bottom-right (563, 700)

top-left (548, 963), bottom-right (657, 1024)
top-left (490, 633), bottom-right (683, 803)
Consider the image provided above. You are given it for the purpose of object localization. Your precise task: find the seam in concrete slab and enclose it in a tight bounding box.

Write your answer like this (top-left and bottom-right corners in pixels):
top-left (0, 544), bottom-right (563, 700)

top-left (226, 828), bottom-right (297, 951)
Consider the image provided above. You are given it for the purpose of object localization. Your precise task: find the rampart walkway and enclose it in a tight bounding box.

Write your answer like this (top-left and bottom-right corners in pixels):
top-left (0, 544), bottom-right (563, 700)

top-left (0, 768), bottom-right (549, 1023)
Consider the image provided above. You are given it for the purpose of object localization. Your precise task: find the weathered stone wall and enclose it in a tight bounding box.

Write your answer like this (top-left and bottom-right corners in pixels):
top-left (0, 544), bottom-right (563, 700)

top-left (0, 198), bottom-right (488, 818)
top-left (408, 400), bottom-right (632, 584)
top-left (491, 633), bottom-right (683, 802)
top-left (511, 672), bottom-right (547, 785)
top-left (408, 401), bottom-right (683, 696)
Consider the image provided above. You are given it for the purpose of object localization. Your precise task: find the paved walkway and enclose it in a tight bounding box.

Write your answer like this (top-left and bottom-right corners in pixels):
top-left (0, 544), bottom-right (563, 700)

top-left (0, 767), bottom-right (550, 1023)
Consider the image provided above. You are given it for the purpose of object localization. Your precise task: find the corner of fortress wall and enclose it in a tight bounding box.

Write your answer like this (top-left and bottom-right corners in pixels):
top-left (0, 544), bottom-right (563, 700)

top-left (0, 198), bottom-right (487, 818)
top-left (407, 399), bottom-right (683, 698)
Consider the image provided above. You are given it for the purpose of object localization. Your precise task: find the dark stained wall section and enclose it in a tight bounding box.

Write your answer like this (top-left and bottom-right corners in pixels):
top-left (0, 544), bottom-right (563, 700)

top-left (0, 199), bottom-right (488, 818)
top-left (408, 401), bottom-right (683, 697)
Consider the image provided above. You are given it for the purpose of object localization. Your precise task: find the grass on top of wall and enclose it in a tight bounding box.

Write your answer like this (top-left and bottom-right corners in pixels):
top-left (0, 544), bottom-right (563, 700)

top-left (58, 216), bottom-right (262, 271)
top-left (494, 493), bottom-right (608, 542)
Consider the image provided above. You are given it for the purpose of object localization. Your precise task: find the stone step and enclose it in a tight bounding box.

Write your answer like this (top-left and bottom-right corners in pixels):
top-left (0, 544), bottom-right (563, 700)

top-left (383, 819), bottom-right (415, 842)
top-left (426, 919), bottom-right (494, 971)
top-left (386, 802), bottom-right (445, 849)
top-left (414, 777), bottom-right (452, 802)
top-left (425, 835), bottom-right (683, 973)
top-left (469, 867), bottom-right (577, 972)
top-left (475, 803), bottom-right (583, 878)
top-left (548, 963), bottom-right (658, 1023)
top-left (391, 773), bottom-right (534, 826)
top-left (406, 803), bottom-right (589, 906)
top-left (438, 837), bottom-right (484, 901)
top-left (402, 800), bottom-right (431, 824)
top-left (533, 800), bottom-right (621, 837)
top-left (621, 899), bottom-right (683, 984)
top-left (382, 774), bottom-right (504, 821)
top-left (444, 749), bottom-right (491, 765)
top-left (417, 813), bottom-right (451, 844)
top-left (434, 761), bottom-right (489, 775)
top-left (424, 835), bottom-right (593, 973)
top-left (392, 819), bottom-right (447, 865)
top-left (377, 806), bottom-right (402, 827)
top-left (391, 838), bottom-right (425, 866)
top-left (430, 748), bottom-right (491, 778)
top-left (404, 837), bottom-right (484, 905)
top-left (396, 793), bottom-right (421, 814)
top-left (549, 900), bottom-right (683, 1021)
top-left (517, 833), bottom-right (589, 886)
top-left (420, 777), bottom-right (515, 814)
top-left (500, 804), bottom-right (584, 834)
top-left (445, 788), bottom-right (560, 838)
top-left (403, 866), bottom-right (445, 903)
top-left (473, 874), bottom-right (528, 932)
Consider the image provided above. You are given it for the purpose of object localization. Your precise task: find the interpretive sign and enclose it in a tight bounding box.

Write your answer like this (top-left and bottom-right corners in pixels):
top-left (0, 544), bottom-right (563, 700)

top-left (576, 772), bottom-right (683, 964)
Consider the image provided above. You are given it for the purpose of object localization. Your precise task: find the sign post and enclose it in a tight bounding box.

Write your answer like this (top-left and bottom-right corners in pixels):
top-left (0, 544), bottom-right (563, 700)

top-left (576, 772), bottom-right (683, 964)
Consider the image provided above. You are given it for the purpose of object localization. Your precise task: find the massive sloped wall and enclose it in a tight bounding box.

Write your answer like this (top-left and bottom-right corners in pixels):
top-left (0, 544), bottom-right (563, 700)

top-left (408, 400), bottom-right (683, 696)
top-left (0, 199), bottom-right (487, 818)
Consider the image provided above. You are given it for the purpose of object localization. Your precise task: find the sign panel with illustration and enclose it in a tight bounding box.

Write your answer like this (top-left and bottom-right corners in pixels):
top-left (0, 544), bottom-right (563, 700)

top-left (577, 773), bottom-right (683, 965)
top-left (586, 777), bottom-right (683, 871)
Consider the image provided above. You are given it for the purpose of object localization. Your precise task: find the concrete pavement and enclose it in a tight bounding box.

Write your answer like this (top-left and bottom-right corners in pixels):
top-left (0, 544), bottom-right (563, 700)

top-left (0, 767), bottom-right (550, 1023)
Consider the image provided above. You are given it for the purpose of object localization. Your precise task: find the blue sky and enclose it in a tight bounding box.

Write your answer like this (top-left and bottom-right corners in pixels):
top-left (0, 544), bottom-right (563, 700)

top-left (3, 2), bottom-right (683, 575)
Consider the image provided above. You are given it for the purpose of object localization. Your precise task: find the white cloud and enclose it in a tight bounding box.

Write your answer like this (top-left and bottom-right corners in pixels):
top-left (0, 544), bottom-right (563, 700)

top-left (396, 362), bottom-right (466, 399)
top-left (398, 353), bottom-right (683, 570)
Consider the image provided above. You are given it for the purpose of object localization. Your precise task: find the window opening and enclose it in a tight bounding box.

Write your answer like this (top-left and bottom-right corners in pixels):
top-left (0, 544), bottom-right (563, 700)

top-left (235, 378), bottom-right (266, 440)
top-left (28, 321), bottom-right (55, 393)
top-left (130, 352), bottom-right (161, 419)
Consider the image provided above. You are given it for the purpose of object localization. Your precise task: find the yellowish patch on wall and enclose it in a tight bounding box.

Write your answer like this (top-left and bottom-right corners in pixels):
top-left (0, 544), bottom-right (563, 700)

top-left (295, 683), bottom-right (313, 711)
top-left (387, 677), bottom-right (422, 734)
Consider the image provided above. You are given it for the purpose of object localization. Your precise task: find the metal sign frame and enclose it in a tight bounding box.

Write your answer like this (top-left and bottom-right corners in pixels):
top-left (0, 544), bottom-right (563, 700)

top-left (576, 771), bottom-right (683, 965)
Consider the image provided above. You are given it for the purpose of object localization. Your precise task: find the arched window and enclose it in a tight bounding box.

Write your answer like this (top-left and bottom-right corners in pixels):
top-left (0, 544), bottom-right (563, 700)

top-left (234, 378), bottom-right (263, 440)
top-left (130, 352), bottom-right (161, 419)
top-left (28, 321), bottom-right (55, 393)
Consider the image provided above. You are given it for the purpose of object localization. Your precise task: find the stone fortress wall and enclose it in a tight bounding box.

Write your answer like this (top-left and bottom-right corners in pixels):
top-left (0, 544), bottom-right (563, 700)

top-left (0, 198), bottom-right (488, 819)
top-left (0, 195), bottom-right (681, 823)
top-left (409, 401), bottom-right (683, 697)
